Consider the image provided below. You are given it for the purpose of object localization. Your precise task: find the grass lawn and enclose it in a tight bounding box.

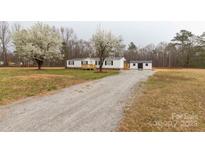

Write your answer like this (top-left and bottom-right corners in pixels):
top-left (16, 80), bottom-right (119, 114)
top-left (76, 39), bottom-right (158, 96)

top-left (119, 69), bottom-right (205, 131)
top-left (0, 67), bottom-right (118, 105)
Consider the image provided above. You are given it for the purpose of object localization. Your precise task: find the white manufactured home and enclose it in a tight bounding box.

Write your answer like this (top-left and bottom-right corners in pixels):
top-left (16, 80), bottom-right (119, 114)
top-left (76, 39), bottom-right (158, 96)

top-left (130, 60), bottom-right (152, 70)
top-left (67, 57), bottom-right (126, 69)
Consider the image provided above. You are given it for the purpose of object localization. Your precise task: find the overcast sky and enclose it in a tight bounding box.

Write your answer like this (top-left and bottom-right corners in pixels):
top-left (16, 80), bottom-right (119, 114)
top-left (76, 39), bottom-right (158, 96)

top-left (9, 21), bottom-right (205, 47)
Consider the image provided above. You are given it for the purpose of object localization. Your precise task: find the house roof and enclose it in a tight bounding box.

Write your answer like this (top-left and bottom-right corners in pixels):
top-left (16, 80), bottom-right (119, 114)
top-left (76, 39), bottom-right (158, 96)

top-left (130, 60), bottom-right (152, 63)
top-left (67, 57), bottom-right (125, 61)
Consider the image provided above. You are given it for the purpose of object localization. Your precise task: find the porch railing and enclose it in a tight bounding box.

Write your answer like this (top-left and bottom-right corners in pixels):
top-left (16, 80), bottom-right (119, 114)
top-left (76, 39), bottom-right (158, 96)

top-left (81, 64), bottom-right (96, 70)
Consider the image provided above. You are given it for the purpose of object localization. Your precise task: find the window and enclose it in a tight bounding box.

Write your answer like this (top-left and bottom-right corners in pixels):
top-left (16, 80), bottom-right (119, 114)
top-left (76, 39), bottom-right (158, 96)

top-left (105, 61), bottom-right (113, 66)
top-left (133, 63), bottom-right (136, 66)
top-left (145, 63), bottom-right (148, 66)
top-left (95, 61), bottom-right (98, 65)
top-left (68, 61), bottom-right (74, 65)
top-left (81, 61), bottom-right (88, 65)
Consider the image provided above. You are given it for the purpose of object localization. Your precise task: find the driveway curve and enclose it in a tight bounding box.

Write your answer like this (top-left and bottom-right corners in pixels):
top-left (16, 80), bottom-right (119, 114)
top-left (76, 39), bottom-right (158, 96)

top-left (0, 70), bottom-right (154, 131)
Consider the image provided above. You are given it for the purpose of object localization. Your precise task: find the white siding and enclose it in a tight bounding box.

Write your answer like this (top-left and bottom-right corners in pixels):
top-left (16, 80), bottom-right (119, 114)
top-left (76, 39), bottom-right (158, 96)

top-left (74, 60), bottom-right (82, 67)
top-left (130, 62), bottom-right (138, 69)
top-left (95, 58), bottom-right (125, 69)
top-left (67, 60), bottom-right (81, 68)
top-left (83, 58), bottom-right (95, 65)
top-left (67, 57), bottom-right (125, 69)
top-left (143, 63), bottom-right (152, 70)
top-left (67, 58), bottom-right (96, 68)
top-left (130, 62), bottom-right (152, 70)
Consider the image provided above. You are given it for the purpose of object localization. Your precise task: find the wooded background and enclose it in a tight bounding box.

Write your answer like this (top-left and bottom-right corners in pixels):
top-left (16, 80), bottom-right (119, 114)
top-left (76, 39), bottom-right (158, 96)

top-left (0, 22), bottom-right (205, 68)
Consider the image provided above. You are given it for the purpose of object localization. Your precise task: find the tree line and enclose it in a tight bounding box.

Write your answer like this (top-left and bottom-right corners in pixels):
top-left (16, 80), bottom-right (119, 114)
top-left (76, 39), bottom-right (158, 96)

top-left (125, 30), bottom-right (205, 68)
top-left (0, 21), bottom-right (205, 69)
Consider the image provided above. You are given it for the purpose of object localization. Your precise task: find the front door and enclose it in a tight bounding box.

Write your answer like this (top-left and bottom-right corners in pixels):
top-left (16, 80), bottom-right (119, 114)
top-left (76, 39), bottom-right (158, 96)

top-left (124, 62), bottom-right (129, 70)
top-left (138, 63), bottom-right (143, 69)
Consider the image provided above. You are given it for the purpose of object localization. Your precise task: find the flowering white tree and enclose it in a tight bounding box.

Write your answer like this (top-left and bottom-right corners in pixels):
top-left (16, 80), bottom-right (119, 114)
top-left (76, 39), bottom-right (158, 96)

top-left (92, 29), bottom-right (124, 72)
top-left (13, 23), bottom-right (63, 69)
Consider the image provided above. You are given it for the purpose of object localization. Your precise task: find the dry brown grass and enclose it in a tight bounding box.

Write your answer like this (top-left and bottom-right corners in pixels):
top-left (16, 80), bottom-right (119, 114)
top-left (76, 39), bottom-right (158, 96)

top-left (13, 74), bottom-right (68, 80)
top-left (0, 68), bottom-right (118, 105)
top-left (119, 69), bottom-right (205, 132)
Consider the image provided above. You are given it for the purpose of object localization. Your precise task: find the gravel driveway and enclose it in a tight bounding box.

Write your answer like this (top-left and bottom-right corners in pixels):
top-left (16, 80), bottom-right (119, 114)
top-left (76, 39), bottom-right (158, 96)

top-left (0, 70), bottom-right (153, 131)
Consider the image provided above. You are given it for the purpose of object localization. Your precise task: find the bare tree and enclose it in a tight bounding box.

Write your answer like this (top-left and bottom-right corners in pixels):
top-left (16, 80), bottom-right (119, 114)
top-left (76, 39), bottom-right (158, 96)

top-left (0, 21), bottom-right (11, 66)
top-left (13, 23), bottom-right (21, 31)
top-left (60, 27), bottom-right (76, 67)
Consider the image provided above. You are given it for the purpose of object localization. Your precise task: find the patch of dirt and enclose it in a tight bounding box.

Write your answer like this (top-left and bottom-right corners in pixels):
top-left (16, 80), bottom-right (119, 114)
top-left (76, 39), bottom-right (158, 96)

top-left (13, 74), bottom-right (69, 80)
